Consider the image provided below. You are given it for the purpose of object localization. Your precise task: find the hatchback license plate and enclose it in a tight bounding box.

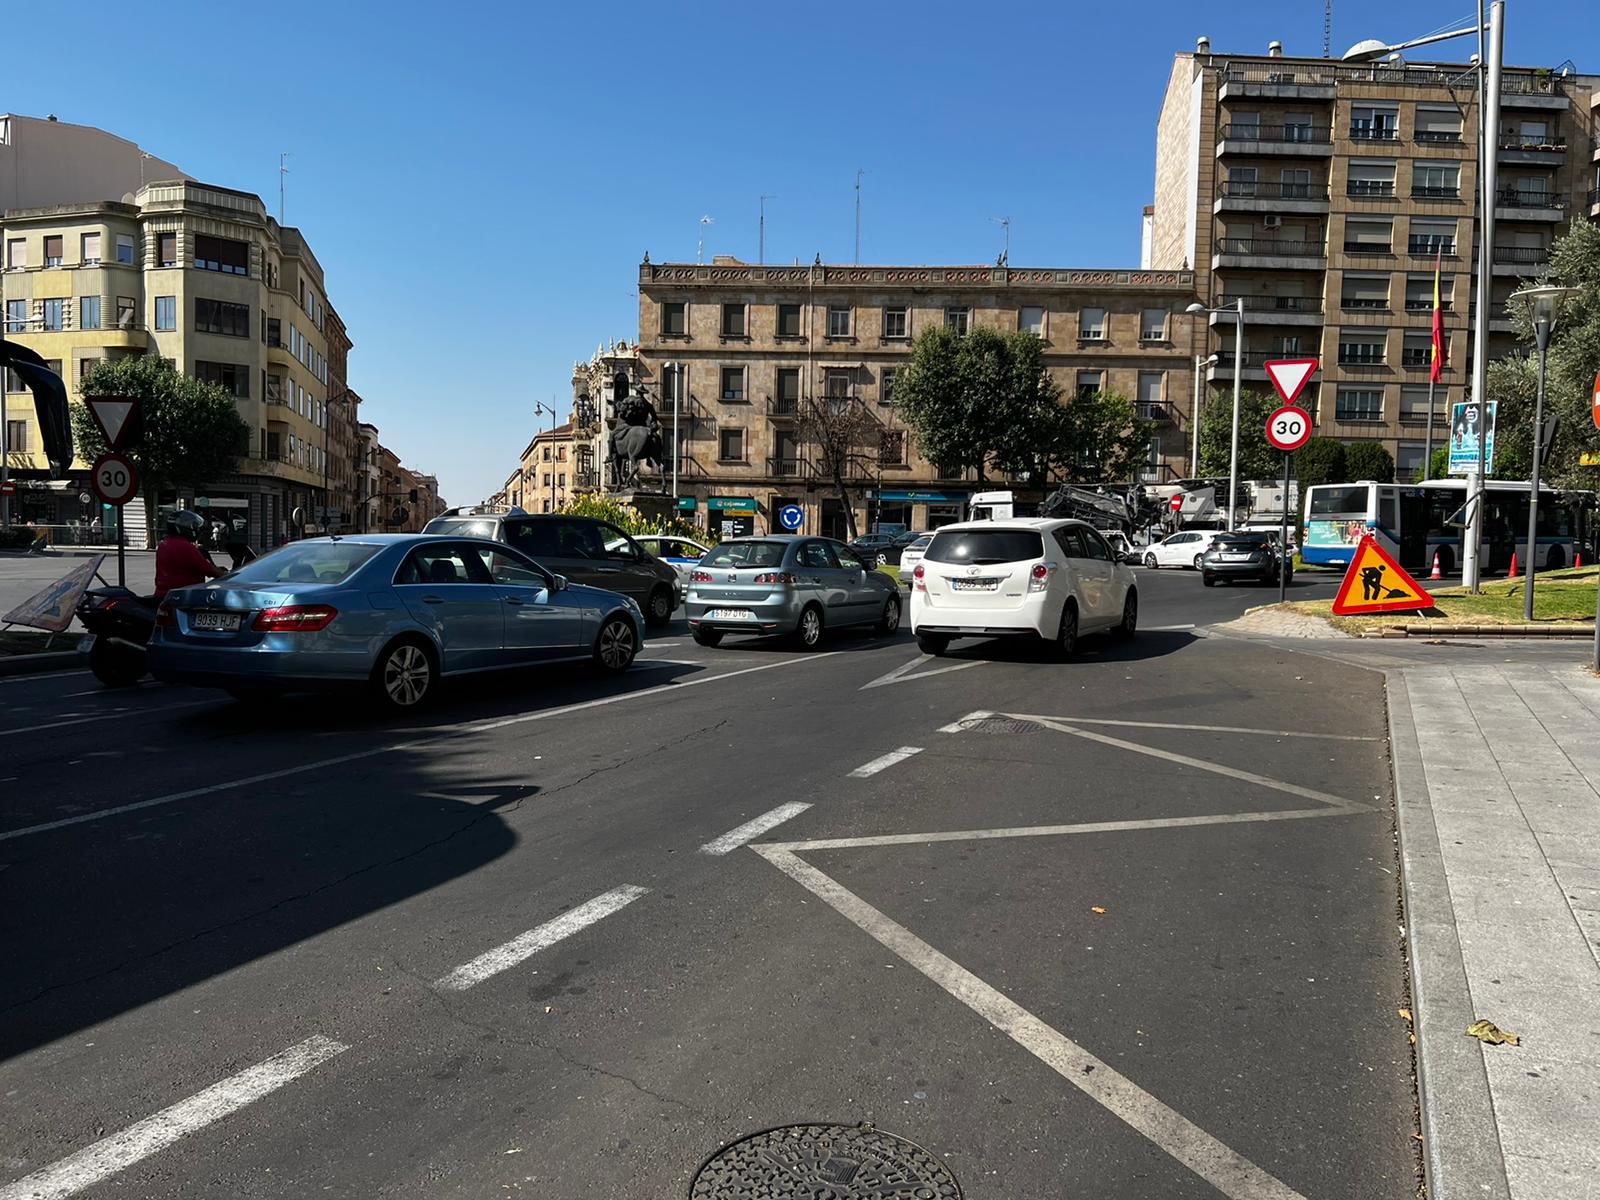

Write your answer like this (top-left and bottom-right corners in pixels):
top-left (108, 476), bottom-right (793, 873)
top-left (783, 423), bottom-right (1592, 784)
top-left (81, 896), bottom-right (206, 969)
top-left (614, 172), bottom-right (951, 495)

top-left (950, 578), bottom-right (1000, 591)
top-left (191, 610), bottom-right (242, 632)
top-left (709, 608), bottom-right (754, 621)
top-left (1221, 553), bottom-right (1252, 562)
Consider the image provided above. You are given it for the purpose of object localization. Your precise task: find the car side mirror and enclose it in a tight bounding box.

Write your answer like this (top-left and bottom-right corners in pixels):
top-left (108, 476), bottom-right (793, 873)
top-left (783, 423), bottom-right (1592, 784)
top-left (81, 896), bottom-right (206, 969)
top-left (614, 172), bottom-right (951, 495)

top-left (550, 573), bottom-right (568, 592)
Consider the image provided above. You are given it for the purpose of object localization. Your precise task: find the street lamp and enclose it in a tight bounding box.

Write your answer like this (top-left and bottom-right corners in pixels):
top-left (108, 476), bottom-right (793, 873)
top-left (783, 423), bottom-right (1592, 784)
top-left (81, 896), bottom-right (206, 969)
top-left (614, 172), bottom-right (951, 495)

top-left (533, 400), bottom-right (558, 513)
top-left (1190, 352), bottom-right (1220, 477)
top-left (1508, 283), bottom-right (1579, 620)
top-left (1186, 299), bottom-right (1245, 530)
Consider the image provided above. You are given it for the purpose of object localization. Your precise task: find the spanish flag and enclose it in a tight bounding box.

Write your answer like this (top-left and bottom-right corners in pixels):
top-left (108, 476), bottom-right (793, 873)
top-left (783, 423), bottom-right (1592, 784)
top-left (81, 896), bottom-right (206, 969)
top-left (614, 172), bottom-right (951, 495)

top-left (1430, 248), bottom-right (1447, 384)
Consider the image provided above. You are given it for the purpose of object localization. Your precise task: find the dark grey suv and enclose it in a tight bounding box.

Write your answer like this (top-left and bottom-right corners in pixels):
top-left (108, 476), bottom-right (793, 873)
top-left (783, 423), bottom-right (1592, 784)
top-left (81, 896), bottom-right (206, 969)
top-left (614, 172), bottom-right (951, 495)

top-left (423, 510), bottom-right (681, 627)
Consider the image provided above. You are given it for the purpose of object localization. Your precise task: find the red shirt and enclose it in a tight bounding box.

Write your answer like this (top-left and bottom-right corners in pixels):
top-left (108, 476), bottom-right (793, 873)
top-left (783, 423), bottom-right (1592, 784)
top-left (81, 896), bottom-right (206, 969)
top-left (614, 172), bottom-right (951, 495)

top-left (155, 537), bottom-right (224, 598)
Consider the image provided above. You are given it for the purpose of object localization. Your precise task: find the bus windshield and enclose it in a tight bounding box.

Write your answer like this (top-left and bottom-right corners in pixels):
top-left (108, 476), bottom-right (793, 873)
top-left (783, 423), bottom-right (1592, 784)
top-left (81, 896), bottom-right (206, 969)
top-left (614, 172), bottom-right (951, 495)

top-left (1308, 486), bottom-right (1371, 517)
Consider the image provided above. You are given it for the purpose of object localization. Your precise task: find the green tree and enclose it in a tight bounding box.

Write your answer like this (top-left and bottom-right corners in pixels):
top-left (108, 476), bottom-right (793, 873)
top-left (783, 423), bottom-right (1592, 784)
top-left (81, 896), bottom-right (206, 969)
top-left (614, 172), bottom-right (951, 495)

top-left (1037, 389), bottom-right (1155, 485)
top-left (1418, 445), bottom-right (1450, 482)
top-left (1196, 387), bottom-right (1279, 478)
top-left (72, 357), bottom-right (250, 503)
top-left (797, 394), bottom-right (882, 540)
top-left (1295, 437), bottom-right (1347, 494)
top-left (1343, 441), bottom-right (1396, 483)
top-left (894, 326), bottom-right (1060, 482)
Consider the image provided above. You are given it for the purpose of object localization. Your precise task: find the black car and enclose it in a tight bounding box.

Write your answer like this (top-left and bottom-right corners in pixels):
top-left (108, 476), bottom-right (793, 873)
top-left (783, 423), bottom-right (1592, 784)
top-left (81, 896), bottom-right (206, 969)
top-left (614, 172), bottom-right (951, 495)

top-left (1200, 532), bottom-right (1293, 587)
top-left (423, 509), bottom-right (681, 627)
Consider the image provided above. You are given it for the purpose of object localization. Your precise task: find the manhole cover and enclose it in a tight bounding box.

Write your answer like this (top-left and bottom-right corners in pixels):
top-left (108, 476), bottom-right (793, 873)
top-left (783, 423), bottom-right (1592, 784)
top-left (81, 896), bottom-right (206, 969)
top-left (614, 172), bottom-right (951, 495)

top-left (691, 1123), bottom-right (961, 1199)
top-left (962, 716), bottom-right (1040, 734)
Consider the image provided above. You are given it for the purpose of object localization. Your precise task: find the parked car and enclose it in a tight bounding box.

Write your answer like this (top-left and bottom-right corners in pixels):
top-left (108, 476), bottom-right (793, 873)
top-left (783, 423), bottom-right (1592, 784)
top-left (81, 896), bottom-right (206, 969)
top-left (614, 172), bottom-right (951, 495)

top-left (897, 533), bottom-right (934, 584)
top-left (909, 519), bottom-right (1136, 658)
top-left (848, 532), bottom-right (900, 567)
top-left (686, 536), bottom-right (901, 649)
top-left (634, 534), bottom-right (712, 587)
top-left (1200, 532), bottom-right (1293, 587)
top-left (1142, 529), bottom-right (1225, 570)
top-left (424, 509), bottom-right (681, 627)
top-left (147, 535), bottom-right (645, 710)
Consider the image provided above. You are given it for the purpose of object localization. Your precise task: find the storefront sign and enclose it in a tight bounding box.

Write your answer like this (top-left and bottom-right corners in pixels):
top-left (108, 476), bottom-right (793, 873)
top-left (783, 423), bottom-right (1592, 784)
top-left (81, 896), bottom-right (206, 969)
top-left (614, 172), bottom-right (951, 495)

top-left (876, 490), bottom-right (966, 503)
top-left (676, 497), bottom-right (697, 510)
top-left (708, 496), bottom-right (758, 513)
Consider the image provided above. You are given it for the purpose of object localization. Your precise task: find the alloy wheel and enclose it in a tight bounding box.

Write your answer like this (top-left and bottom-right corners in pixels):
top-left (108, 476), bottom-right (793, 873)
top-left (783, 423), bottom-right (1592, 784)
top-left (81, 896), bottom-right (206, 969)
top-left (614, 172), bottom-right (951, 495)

top-left (799, 608), bottom-right (823, 647)
top-left (384, 644), bottom-right (431, 707)
top-left (599, 619), bottom-right (636, 669)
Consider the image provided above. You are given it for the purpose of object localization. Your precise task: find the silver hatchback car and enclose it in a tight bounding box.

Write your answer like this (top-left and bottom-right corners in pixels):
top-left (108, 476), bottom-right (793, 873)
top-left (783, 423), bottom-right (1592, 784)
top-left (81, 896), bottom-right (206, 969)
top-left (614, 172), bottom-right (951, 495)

top-left (686, 536), bottom-right (901, 649)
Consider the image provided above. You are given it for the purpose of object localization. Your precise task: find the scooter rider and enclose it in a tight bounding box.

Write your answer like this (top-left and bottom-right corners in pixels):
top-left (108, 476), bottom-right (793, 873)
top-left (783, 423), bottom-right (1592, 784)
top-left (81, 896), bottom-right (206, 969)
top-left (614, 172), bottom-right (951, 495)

top-left (154, 509), bottom-right (228, 599)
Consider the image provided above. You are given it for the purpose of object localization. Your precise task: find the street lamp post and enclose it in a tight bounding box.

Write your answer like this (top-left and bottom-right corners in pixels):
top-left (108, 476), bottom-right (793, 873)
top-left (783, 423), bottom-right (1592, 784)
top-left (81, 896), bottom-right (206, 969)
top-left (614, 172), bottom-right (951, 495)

top-left (1191, 352), bottom-right (1219, 476)
top-left (1509, 284), bottom-right (1578, 620)
top-left (533, 401), bottom-right (557, 513)
top-left (1187, 299), bottom-right (1245, 530)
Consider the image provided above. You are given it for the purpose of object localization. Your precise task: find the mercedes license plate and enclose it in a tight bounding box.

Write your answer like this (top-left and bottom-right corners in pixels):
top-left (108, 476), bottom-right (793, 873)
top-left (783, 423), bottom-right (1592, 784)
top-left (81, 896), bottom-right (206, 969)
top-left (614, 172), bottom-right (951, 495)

top-left (191, 610), bottom-right (242, 632)
top-left (709, 608), bottom-right (754, 621)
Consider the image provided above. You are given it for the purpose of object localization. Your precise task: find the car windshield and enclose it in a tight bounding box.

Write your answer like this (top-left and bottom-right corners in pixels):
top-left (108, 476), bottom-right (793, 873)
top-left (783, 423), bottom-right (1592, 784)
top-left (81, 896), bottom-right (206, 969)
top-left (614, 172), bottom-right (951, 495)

top-left (225, 541), bottom-right (384, 585)
top-left (428, 518), bottom-right (499, 539)
top-left (703, 541), bottom-right (788, 568)
top-left (924, 528), bottom-right (1044, 566)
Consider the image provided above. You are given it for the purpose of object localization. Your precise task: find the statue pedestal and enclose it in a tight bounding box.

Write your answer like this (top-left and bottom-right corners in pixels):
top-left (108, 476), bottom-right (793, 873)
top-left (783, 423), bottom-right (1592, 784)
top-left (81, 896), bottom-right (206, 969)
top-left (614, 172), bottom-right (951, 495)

top-left (608, 490), bottom-right (676, 526)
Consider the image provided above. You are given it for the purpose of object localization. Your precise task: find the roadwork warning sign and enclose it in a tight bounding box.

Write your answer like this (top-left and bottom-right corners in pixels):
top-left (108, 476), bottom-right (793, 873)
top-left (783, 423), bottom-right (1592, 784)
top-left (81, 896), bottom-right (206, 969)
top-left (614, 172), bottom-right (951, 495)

top-left (1331, 536), bottom-right (1434, 615)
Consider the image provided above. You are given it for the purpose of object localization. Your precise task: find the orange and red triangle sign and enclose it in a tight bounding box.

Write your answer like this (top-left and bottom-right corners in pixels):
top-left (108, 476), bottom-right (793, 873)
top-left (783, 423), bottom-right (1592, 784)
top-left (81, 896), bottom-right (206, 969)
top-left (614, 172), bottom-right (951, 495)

top-left (1331, 535), bottom-right (1435, 615)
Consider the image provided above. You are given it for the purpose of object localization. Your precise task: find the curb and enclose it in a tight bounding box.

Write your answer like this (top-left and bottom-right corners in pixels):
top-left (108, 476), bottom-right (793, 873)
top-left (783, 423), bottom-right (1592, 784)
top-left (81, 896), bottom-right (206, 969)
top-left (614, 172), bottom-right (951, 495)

top-left (1363, 623), bottom-right (1594, 638)
top-left (0, 649), bottom-right (85, 677)
top-left (1385, 672), bottom-right (1512, 1200)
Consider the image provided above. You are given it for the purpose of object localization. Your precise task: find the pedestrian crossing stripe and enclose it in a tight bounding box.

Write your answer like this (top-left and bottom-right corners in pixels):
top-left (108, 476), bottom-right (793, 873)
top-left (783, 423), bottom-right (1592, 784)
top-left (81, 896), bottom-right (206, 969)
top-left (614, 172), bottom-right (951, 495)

top-left (1330, 535), bottom-right (1435, 615)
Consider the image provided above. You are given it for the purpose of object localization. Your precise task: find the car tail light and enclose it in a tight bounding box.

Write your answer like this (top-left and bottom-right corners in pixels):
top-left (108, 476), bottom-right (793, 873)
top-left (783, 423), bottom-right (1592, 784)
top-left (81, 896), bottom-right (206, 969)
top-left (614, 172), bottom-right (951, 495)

top-left (752, 571), bottom-right (797, 584)
top-left (155, 602), bottom-right (176, 628)
top-left (252, 604), bottom-right (338, 632)
top-left (1029, 562), bottom-right (1051, 593)
top-left (691, 570), bottom-right (713, 583)
top-left (913, 564), bottom-right (926, 592)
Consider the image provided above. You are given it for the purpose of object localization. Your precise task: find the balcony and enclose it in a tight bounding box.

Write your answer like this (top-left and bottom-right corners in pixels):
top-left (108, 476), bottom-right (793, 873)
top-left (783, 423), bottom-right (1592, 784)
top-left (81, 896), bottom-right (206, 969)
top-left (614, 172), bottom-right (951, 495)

top-left (1498, 74), bottom-right (1571, 110)
top-left (1403, 299), bottom-right (1452, 313)
top-left (1413, 130), bottom-right (1465, 146)
top-left (1406, 241), bottom-right (1456, 259)
top-left (1491, 245), bottom-right (1550, 276)
top-left (1348, 127), bottom-right (1401, 143)
top-left (1136, 402), bottom-right (1176, 424)
top-left (1218, 65), bottom-right (1336, 102)
top-left (1400, 349), bottom-right (1435, 368)
top-left (1494, 189), bottom-right (1565, 221)
top-left (768, 394), bottom-right (800, 419)
top-left (1210, 295), bottom-right (1324, 327)
top-left (1346, 180), bottom-right (1396, 197)
top-left (1496, 135), bottom-right (1567, 166)
top-left (767, 456), bottom-right (811, 479)
top-left (1206, 350), bottom-right (1275, 382)
top-left (1214, 180), bottom-right (1329, 215)
top-left (1216, 123), bottom-right (1333, 158)
top-left (1342, 241), bottom-right (1394, 258)
top-left (1410, 185), bottom-right (1462, 200)
top-left (1590, 187), bottom-right (1600, 219)
top-left (1336, 351), bottom-right (1388, 370)
top-left (1213, 236), bottom-right (1326, 270)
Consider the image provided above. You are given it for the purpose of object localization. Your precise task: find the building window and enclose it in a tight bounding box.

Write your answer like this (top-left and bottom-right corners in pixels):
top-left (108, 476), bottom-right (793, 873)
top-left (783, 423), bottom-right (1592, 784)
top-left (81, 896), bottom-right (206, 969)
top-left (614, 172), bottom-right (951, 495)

top-left (1405, 274), bottom-right (1453, 311)
top-left (879, 429), bottom-right (906, 466)
top-left (944, 307), bottom-right (968, 335)
top-left (1347, 159), bottom-right (1396, 196)
top-left (1409, 219), bottom-right (1456, 256)
top-left (195, 298), bottom-right (250, 337)
top-left (824, 368), bottom-right (852, 400)
top-left (1280, 167), bottom-right (1312, 197)
top-left (1396, 442), bottom-right (1426, 479)
top-left (720, 366), bottom-right (745, 401)
top-left (827, 305), bottom-right (852, 337)
top-left (43, 236), bottom-right (63, 267)
top-left (881, 368), bottom-right (897, 406)
top-left (265, 373), bottom-right (284, 404)
top-left (115, 233), bottom-right (136, 265)
top-left (1338, 331), bottom-right (1387, 365)
top-left (1076, 370), bottom-right (1103, 400)
top-left (1344, 217), bottom-right (1394, 253)
top-left (1412, 162), bottom-right (1460, 199)
top-left (1137, 372), bottom-right (1164, 418)
top-left (1401, 332), bottom-right (1436, 368)
top-left (1078, 307), bottom-right (1106, 339)
top-left (79, 357), bottom-right (100, 384)
top-left (558, 473), bottom-right (565, 487)
top-left (542, 446), bottom-right (552, 461)
top-left (193, 234), bottom-right (250, 275)
top-left (6, 238), bottom-right (24, 269)
top-left (1415, 107), bottom-right (1463, 144)
top-left (115, 296), bottom-right (136, 329)
top-left (775, 367), bottom-right (800, 414)
top-left (1400, 385), bottom-right (1445, 423)
top-left (1227, 166), bottom-right (1258, 197)
top-left (774, 302), bottom-right (802, 337)
top-left (42, 299), bottom-right (65, 331)
top-left (194, 360), bottom-right (250, 398)
top-left (718, 426), bottom-right (745, 462)
top-left (1341, 274), bottom-right (1390, 309)
top-left (1019, 306), bottom-right (1045, 337)
top-left (1335, 387), bottom-right (1384, 421)
top-left (4, 420), bottom-right (26, 453)
top-left (79, 296), bottom-right (102, 330)
top-left (1351, 105), bottom-right (1398, 140)
top-left (721, 302), bottom-right (746, 337)
top-left (264, 316), bottom-right (282, 347)
top-left (881, 306), bottom-right (908, 339)
top-left (660, 300), bottom-right (687, 335)
top-left (1140, 308), bottom-right (1168, 340)
top-left (81, 233), bottom-right (102, 264)
top-left (157, 232), bottom-right (177, 267)
top-left (4, 300), bottom-right (25, 331)
top-left (154, 295), bottom-right (176, 331)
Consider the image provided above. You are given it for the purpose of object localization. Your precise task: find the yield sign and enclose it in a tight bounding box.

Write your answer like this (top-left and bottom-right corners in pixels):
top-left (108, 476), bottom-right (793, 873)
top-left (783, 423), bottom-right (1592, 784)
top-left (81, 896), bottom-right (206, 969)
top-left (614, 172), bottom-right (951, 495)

top-left (1591, 369), bottom-right (1600, 432)
top-left (1263, 358), bottom-right (1318, 406)
top-left (1331, 535), bottom-right (1434, 615)
top-left (85, 395), bottom-right (141, 451)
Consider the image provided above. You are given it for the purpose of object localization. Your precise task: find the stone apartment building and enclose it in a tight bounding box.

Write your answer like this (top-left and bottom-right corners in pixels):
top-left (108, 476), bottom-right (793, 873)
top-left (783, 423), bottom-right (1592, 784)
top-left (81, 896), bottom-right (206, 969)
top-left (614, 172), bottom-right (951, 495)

top-left (1149, 40), bottom-right (1600, 479)
top-left (622, 258), bottom-right (1202, 537)
top-left (517, 421), bottom-right (578, 513)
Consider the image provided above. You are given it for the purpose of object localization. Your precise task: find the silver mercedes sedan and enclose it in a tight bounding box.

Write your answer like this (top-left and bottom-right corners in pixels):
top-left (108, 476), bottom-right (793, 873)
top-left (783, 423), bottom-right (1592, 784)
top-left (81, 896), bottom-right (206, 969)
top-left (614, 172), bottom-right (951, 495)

top-left (147, 534), bottom-right (645, 710)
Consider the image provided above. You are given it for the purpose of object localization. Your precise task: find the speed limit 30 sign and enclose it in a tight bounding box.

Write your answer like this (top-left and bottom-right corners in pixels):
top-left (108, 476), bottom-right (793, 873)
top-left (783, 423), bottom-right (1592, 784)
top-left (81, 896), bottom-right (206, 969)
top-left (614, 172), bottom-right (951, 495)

top-left (91, 452), bottom-right (139, 506)
top-left (1266, 406), bottom-right (1312, 452)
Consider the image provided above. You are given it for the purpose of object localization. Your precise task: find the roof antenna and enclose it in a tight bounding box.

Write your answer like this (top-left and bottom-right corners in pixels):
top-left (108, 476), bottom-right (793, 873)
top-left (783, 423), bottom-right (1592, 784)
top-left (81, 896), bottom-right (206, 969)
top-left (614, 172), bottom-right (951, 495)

top-left (697, 215), bottom-right (713, 264)
top-left (990, 216), bottom-right (1011, 265)
top-left (278, 152), bottom-right (290, 224)
top-left (1323, 0), bottom-right (1332, 57)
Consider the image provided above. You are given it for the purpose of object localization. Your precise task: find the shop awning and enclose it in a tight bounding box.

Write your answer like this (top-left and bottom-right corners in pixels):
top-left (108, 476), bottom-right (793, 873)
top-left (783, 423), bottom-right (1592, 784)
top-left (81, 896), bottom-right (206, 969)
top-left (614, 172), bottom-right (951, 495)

top-left (875, 490), bottom-right (967, 503)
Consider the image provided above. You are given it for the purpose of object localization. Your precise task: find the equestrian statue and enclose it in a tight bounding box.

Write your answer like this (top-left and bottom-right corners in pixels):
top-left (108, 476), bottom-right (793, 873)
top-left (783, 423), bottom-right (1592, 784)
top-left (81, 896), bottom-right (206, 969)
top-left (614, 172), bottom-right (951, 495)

top-left (607, 391), bottom-right (666, 490)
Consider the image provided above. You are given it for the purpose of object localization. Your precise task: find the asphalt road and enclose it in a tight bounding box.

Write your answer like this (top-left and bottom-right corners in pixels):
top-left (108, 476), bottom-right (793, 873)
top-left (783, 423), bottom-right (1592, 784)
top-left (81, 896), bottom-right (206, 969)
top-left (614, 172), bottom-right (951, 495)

top-left (0, 568), bottom-right (1415, 1199)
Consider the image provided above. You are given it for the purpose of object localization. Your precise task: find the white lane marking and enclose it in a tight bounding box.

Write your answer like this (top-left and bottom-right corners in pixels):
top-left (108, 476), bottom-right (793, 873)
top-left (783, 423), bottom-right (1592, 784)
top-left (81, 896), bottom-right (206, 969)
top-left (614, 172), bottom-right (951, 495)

top-left (699, 802), bottom-right (812, 856)
top-left (1144, 623), bottom-right (1197, 631)
top-left (755, 847), bottom-right (1311, 1200)
top-left (644, 639), bottom-right (686, 647)
top-left (937, 709), bottom-right (992, 733)
top-left (848, 746), bottom-right (924, 778)
top-left (762, 805), bottom-right (1363, 853)
top-left (434, 885), bottom-right (648, 991)
top-left (0, 654), bottom-right (837, 844)
top-left (0, 670), bottom-right (86, 686)
top-left (0, 1035), bottom-right (347, 1200)
top-left (860, 656), bottom-right (986, 690)
top-left (0, 700), bottom-right (213, 738)
top-left (1002, 714), bottom-right (1379, 741)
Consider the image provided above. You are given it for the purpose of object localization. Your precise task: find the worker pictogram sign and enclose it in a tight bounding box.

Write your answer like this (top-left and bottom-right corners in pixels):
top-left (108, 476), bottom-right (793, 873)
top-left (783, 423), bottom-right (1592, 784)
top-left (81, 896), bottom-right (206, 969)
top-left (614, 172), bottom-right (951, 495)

top-left (1331, 535), bottom-right (1435, 615)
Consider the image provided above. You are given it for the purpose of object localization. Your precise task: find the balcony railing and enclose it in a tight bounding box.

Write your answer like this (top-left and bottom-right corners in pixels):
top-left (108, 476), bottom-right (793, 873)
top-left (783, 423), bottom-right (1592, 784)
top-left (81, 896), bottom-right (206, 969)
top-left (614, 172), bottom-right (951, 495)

top-left (1217, 181), bottom-right (1329, 200)
top-left (1136, 402), bottom-right (1175, 423)
top-left (1414, 129), bottom-right (1464, 144)
top-left (1337, 350), bottom-right (1387, 366)
top-left (1497, 135), bottom-right (1567, 152)
top-left (1211, 351), bottom-right (1279, 368)
top-left (1407, 240), bottom-right (1456, 256)
top-left (1589, 187), bottom-right (1600, 209)
top-left (1492, 246), bottom-right (1549, 265)
top-left (1411, 185), bottom-right (1461, 199)
top-left (1401, 349), bottom-right (1434, 367)
top-left (1216, 237), bottom-right (1324, 257)
top-left (767, 456), bottom-right (810, 478)
top-left (1218, 62), bottom-right (1559, 93)
top-left (1219, 123), bottom-right (1332, 143)
top-left (1404, 299), bottom-right (1453, 312)
top-left (1347, 180), bottom-right (1396, 196)
top-left (1343, 241), bottom-right (1394, 254)
top-left (768, 394), bottom-right (799, 417)
top-left (1340, 297), bottom-right (1389, 310)
top-left (1496, 189), bottom-right (1562, 209)
top-left (1349, 126), bottom-right (1400, 141)
top-left (1216, 295), bottom-right (1323, 314)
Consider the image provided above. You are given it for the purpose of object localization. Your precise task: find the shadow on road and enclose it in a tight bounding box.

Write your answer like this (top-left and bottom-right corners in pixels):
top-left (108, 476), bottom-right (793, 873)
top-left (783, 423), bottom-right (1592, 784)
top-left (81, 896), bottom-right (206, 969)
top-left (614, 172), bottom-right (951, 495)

top-left (931, 628), bottom-right (1198, 665)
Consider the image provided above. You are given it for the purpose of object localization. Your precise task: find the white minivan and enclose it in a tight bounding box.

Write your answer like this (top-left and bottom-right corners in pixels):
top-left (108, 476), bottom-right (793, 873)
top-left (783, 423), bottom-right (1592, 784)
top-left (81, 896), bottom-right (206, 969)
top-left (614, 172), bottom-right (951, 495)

top-left (908, 519), bottom-right (1137, 658)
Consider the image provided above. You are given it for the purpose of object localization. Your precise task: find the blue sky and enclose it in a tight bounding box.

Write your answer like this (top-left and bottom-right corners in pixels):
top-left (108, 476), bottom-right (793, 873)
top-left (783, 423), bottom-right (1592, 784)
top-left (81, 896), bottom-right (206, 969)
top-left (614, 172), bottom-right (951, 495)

top-left (3, 1), bottom-right (1590, 504)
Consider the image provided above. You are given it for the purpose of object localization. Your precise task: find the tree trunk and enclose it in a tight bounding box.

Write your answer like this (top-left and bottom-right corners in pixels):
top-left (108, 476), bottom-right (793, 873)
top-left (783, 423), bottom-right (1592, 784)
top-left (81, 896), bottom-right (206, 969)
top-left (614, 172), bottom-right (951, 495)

top-left (834, 471), bottom-right (858, 540)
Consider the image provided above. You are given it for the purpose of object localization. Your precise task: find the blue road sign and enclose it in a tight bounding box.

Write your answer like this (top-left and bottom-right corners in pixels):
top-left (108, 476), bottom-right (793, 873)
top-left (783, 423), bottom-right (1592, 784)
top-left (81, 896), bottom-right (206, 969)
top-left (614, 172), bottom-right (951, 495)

top-left (778, 504), bottom-right (804, 530)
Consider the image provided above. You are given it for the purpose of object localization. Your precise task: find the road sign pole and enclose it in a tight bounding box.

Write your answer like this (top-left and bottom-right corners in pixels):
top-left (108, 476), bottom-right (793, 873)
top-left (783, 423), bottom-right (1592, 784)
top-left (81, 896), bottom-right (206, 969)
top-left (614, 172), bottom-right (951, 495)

top-left (1279, 450), bottom-right (1291, 605)
top-left (117, 513), bottom-right (126, 588)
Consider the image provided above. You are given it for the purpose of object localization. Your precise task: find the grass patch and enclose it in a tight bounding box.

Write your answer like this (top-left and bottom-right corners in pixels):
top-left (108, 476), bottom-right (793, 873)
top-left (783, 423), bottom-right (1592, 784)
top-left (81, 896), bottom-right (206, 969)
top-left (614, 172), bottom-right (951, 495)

top-left (1279, 565), bottom-right (1599, 633)
top-left (875, 563), bottom-right (903, 584)
top-left (0, 628), bottom-right (83, 658)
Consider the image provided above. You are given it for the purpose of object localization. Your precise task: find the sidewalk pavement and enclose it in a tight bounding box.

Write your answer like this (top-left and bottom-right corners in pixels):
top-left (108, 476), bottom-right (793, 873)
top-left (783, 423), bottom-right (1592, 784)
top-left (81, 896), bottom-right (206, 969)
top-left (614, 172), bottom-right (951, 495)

top-left (1390, 661), bottom-right (1600, 1199)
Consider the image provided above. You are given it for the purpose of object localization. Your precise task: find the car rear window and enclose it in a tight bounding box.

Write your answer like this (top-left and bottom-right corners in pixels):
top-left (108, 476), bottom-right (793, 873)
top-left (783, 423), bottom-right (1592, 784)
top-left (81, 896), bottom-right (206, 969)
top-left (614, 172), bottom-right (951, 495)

top-left (924, 529), bottom-right (1044, 566)
top-left (226, 542), bottom-right (383, 585)
top-left (427, 518), bottom-right (499, 539)
top-left (1215, 534), bottom-right (1270, 548)
top-left (703, 541), bottom-right (788, 568)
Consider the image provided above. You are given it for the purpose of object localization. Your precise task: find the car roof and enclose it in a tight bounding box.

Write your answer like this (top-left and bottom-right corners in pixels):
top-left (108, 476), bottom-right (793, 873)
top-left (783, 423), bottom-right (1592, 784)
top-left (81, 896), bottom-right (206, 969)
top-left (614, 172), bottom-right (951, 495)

top-left (932, 518), bottom-right (1090, 533)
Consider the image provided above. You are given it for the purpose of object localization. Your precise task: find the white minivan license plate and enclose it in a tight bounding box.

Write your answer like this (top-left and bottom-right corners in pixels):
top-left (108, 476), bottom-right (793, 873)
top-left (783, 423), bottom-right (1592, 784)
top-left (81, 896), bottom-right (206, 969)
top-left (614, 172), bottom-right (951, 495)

top-left (191, 610), bottom-right (242, 632)
top-left (709, 608), bottom-right (754, 621)
top-left (951, 578), bottom-right (999, 592)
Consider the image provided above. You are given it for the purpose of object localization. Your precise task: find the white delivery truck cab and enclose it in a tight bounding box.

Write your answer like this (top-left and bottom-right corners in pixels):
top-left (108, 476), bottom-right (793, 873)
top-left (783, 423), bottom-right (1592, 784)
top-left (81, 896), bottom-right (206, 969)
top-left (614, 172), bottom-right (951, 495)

top-left (969, 490), bottom-right (1015, 521)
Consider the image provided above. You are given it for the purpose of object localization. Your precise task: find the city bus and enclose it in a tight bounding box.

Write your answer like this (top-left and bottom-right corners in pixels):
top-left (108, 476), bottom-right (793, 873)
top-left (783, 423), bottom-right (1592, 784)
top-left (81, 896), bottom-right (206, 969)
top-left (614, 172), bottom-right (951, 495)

top-left (1301, 479), bottom-right (1585, 574)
